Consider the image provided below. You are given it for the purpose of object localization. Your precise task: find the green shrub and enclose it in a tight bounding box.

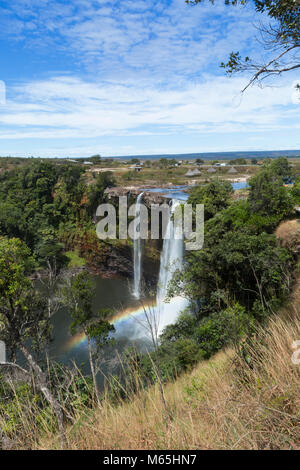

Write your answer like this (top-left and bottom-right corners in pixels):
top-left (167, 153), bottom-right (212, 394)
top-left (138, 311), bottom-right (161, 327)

top-left (195, 304), bottom-right (251, 359)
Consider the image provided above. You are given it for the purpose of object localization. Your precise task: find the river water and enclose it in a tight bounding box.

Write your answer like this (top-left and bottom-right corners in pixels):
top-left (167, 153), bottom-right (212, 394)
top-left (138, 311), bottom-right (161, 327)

top-left (49, 276), bottom-right (153, 377)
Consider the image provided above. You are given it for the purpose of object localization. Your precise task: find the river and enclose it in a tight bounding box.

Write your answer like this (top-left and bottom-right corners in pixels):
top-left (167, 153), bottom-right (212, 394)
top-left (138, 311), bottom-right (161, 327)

top-left (49, 276), bottom-right (153, 378)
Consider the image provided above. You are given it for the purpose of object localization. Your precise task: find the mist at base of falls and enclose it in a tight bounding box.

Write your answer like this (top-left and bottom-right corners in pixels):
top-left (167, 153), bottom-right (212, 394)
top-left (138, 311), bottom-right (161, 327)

top-left (132, 196), bottom-right (189, 337)
top-left (155, 199), bottom-right (188, 334)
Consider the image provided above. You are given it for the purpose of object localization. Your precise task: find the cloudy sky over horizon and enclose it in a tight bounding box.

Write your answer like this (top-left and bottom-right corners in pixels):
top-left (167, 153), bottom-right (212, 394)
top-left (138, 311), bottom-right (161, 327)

top-left (0, 0), bottom-right (299, 157)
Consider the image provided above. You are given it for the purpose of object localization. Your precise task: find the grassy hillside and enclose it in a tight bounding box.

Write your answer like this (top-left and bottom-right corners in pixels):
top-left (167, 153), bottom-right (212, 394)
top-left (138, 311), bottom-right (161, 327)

top-left (39, 282), bottom-right (300, 450)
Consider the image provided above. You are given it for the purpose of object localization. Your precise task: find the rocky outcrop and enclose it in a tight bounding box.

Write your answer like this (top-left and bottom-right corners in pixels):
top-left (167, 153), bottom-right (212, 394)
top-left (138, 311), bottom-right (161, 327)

top-left (89, 240), bottom-right (160, 283)
top-left (105, 187), bottom-right (169, 206)
top-left (95, 241), bottom-right (134, 278)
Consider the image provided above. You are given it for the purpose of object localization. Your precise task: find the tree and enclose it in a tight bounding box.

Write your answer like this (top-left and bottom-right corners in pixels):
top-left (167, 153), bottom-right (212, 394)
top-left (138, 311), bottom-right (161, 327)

top-left (291, 176), bottom-right (300, 204)
top-left (87, 171), bottom-right (115, 217)
top-left (35, 227), bottom-right (68, 271)
top-left (248, 166), bottom-right (294, 218)
top-left (188, 179), bottom-right (233, 220)
top-left (35, 227), bottom-right (68, 320)
top-left (194, 303), bottom-right (250, 358)
top-left (176, 227), bottom-right (293, 316)
top-left (229, 158), bottom-right (247, 165)
top-left (89, 154), bottom-right (101, 163)
top-left (269, 156), bottom-right (292, 179)
top-left (159, 158), bottom-right (169, 168)
top-left (0, 202), bottom-right (24, 239)
top-left (187, 0), bottom-right (300, 91)
top-left (0, 237), bottom-right (66, 447)
top-left (61, 271), bottom-right (115, 405)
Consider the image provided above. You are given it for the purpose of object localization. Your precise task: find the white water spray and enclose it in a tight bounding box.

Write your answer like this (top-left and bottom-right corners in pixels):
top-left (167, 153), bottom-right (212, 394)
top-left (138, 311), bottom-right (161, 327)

top-left (133, 192), bottom-right (144, 299)
top-left (156, 199), bottom-right (188, 333)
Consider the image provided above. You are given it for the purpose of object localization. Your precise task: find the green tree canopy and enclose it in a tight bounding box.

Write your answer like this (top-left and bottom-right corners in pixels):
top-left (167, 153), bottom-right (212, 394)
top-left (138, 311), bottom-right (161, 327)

top-left (87, 171), bottom-right (115, 216)
top-left (188, 179), bottom-right (233, 220)
top-left (0, 236), bottom-right (51, 358)
top-left (248, 167), bottom-right (294, 218)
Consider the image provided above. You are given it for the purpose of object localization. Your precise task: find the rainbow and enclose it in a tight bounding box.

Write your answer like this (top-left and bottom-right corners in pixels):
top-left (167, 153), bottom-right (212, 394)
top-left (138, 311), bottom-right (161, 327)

top-left (62, 299), bottom-right (156, 353)
top-left (111, 300), bottom-right (156, 326)
top-left (63, 331), bottom-right (87, 352)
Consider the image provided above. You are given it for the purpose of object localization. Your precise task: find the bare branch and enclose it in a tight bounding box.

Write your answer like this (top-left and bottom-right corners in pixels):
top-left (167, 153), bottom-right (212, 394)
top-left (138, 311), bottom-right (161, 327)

top-left (241, 44), bottom-right (300, 92)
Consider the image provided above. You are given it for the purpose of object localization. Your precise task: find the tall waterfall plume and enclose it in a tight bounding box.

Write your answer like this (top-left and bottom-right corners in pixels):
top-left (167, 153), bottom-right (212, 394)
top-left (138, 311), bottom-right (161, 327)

top-left (156, 199), bottom-right (188, 333)
top-left (133, 192), bottom-right (144, 299)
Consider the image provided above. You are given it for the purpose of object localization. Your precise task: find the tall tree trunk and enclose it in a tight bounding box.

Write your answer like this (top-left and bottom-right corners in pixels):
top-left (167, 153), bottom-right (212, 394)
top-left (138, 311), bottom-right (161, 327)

top-left (18, 344), bottom-right (67, 449)
top-left (87, 336), bottom-right (101, 407)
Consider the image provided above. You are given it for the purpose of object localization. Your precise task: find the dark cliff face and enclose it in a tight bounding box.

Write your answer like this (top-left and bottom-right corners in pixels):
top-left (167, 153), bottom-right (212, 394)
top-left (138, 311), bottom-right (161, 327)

top-left (96, 240), bottom-right (160, 284)
top-left (62, 228), bottom-right (160, 282)
top-left (94, 188), bottom-right (165, 281)
top-left (95, 242), bottom-right (134, 279)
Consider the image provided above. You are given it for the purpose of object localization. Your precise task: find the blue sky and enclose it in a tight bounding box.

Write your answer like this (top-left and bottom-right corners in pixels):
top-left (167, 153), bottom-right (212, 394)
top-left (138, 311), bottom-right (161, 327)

top-left (0, 0), bottom-right (299, 157)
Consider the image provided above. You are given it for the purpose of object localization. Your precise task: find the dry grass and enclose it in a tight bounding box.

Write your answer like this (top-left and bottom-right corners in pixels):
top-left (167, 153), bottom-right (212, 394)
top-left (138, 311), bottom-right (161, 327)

top-left (276, 219), bottom-right (300, 252)
top-left (38, 286), bottom-right (300, 450)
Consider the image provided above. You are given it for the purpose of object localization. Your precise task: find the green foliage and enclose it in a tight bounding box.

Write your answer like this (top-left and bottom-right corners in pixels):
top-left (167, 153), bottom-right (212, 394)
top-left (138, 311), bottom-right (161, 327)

top-left (0, 161), bottom-right (90, 265)
top-left (120, 303), bottom-right (252, 384)
top-left (48, 362), bottom-right (94, 411)
top-left (157, 162), bottom-right (297, 380)
top-left (194, 304), bottom-right (251, 358)
top-left (61, 272), bottom-right (115, 347)
top-left (0, 382), bottom-right (42, 438)
top-left (86, 171), bottom-right (115, 216)
top-left (188, 179), bottom-right (233, 220)
top-left (183, 228), bottom-right (292, 314)
top-left (159, 312), bottom-right (198, 343)
top-left (121, 170), bottom-right (138, 181)
top-left (0, 363), bottom-right (95, 443)
top-left (34, 226), bottom-right (68, 270)
top-left (0, 236), bottom-right (51, 358)
top-left (291, 177), bottom-right (300, 205)
top-left (89, 155), bottom-right (101, 163)
top-left (65, 250), bottom-right (86, 268)
top-left (61, 272), bottom-right (94, 335)
top-left (269, 157), bottom-right (292, 179)
top-left (248, 166), bottom-right (294, 219)
top-left (229, 158), bottom-right (247, 165)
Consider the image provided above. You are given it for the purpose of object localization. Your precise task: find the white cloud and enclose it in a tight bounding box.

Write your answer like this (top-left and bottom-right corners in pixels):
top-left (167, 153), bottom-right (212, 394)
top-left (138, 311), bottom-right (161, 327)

top-left (0, 74), bottom-right (298, 143)
top-left (0, 0), bottom-right (259, 81)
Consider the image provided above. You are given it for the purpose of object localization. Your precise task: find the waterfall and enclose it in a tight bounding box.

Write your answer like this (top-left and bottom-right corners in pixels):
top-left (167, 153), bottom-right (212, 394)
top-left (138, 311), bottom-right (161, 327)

top-left (0, 340), bottom-right (6, 363)
top-left (133, 192), bottom-right (144, 299)
top-left (156, 199), bottom-right (188, 333)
